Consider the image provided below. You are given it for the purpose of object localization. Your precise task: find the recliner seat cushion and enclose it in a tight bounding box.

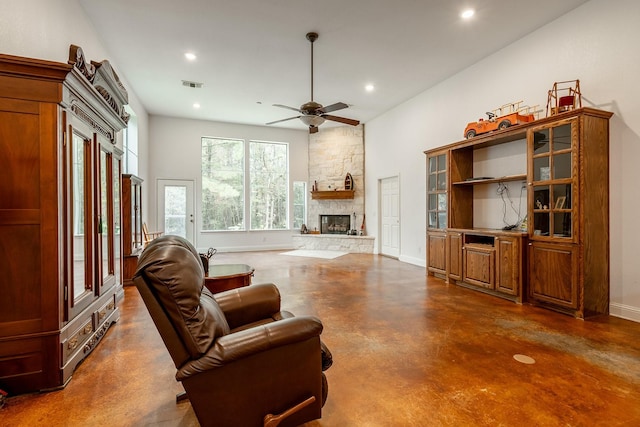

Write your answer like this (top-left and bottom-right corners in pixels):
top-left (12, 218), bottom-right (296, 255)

top-left (136, 236), bottom-right (230, 357)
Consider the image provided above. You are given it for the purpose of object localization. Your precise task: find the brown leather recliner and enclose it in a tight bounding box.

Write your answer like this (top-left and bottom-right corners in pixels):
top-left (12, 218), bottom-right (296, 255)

top-left (133, 235), bottom-right (329, 427)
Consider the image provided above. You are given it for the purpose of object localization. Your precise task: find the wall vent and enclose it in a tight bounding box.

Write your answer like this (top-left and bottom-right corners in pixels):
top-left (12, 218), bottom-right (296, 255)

top-left (182, 80), bottom-right (203, 88)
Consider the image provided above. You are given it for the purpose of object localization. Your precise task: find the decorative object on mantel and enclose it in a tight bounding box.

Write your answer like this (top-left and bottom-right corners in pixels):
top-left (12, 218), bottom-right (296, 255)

top-left (344, 173), bottom-right (354, 190)
top-left (360, 213), bottom-right (366, 236)
top-left (301, 224), bottom-right (308, 234)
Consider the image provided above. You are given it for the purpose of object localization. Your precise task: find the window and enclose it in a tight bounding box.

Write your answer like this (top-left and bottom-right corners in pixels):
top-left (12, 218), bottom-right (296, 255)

top-left (201, 138), bottom-right (245, 231)
top-left (201, 138), bottom-right (290, 231)
top-left (122, 105), bottom-right (138, 175)
top-left (292, 181), bottom-right (307, 229)
top-left (250, 141), bottom-right (288, 230)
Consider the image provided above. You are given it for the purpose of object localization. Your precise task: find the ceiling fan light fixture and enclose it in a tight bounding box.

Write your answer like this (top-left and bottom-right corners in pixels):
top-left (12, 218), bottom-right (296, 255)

top-left (267, 31), bottom-right (359, 134)
top-left (300, 115), bottom-right (325, 126)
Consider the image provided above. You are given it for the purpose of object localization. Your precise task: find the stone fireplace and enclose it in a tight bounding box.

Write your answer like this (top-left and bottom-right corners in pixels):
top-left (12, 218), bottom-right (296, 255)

top-left (290, 124), bottom-right (374, 254)
top-left (306, 125), bottom-right (365, 232)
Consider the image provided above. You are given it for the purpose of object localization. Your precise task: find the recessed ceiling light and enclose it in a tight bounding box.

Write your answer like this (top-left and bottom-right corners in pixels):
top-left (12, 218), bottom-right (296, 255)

top-left (365, 84), bottom-right (375, 92)
top-left (461, 9), bottom-right (475, 19)
top-left (193, 103), bottom-right (201, 109)
top-left (185, 52), bottom-right (197, 61)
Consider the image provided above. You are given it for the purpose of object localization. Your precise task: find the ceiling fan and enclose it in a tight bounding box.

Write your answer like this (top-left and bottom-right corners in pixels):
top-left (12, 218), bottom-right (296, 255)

top-left (266, 32), bottom-right (360, 134)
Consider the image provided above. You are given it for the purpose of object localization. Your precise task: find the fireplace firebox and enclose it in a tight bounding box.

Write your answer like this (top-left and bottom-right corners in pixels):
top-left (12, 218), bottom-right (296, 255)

top-left (320, 215), bottom-right (351, 234)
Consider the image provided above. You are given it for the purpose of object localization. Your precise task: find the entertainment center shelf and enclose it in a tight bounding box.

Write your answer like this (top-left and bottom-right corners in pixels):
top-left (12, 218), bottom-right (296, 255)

top-left (425, 107), bottom-right (613, 319)
top-left (452, 174), bottom-right (527, 186)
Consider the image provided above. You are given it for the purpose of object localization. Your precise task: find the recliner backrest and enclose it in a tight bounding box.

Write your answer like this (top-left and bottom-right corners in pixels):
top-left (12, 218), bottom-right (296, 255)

top-left (134, 235), bottom-right (230, 361)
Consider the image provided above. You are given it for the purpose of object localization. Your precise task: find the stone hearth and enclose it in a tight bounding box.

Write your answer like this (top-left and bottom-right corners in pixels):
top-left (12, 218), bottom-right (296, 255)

top-left (292, 234), bottom-right (374, 254)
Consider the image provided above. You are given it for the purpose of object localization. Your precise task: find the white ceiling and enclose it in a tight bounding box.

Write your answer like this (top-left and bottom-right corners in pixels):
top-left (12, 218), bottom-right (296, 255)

top-left (79, 0), bottom-right (588, 131)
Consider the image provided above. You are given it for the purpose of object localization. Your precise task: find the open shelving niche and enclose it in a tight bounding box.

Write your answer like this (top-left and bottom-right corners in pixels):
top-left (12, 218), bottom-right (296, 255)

top-left (449, 132), bottom-right (529, 231)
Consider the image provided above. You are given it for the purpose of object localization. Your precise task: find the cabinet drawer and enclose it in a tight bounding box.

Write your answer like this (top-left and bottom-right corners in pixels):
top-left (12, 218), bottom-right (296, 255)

top-left (62, 319), bottom-right (93, 363)
top-left (94, 297), bottom-right (117, 328)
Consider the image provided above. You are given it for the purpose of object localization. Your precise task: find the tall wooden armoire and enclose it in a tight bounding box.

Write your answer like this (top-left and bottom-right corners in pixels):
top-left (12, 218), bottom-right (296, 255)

top-left (0, 45), bottom-right (129, 394)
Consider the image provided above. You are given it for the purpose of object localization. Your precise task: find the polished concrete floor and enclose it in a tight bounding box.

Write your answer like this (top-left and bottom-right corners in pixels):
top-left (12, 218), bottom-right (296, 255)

top-left (3, 251), bottom-right (640, 426)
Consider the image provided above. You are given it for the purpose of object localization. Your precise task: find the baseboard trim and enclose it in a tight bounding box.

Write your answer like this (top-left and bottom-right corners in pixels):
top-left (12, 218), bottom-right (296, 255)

top-left (609, 302), bottom-right (640, 323)
top-left (399, 254), bottom-right (427, 268)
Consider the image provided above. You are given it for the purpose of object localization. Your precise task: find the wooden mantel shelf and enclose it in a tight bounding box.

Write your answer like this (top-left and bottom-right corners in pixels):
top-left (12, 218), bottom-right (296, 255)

top-left (311, 190), bottom-right (355, 200)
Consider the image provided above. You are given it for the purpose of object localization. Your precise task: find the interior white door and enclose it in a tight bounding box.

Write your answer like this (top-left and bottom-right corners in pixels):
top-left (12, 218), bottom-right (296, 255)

top-left (157, 179), bottom-right (195, 243)
top-left (380, 176), bottom-right (400, 257)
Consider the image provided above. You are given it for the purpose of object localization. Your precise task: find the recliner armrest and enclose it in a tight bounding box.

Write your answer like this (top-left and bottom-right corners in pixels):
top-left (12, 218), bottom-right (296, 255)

top-left (176, 315), bottom-right (323, 380)
top-left (213, 283), bottom-right (282, 329)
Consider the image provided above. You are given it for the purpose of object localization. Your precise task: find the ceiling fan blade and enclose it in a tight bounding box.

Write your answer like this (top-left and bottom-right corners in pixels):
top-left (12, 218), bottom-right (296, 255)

top-left (309, 125), bottom-right (319, 134)
top-left (319, 102), bottom-right (349, 113)
top-left (266, 115), bottom-right (301, 125)
top-left (322, 114), bottom-right (360, 126)
top-left (273, 104), bottom-right (302, 113)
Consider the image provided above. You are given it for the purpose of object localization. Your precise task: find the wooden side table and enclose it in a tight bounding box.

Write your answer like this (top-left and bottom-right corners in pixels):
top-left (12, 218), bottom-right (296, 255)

top-left (204, 264), bottom-right (254, 294)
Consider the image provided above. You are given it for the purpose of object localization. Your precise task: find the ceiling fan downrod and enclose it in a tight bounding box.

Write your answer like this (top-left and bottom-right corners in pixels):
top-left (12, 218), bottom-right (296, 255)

top-left (306, 32), bottom-right (318, 102)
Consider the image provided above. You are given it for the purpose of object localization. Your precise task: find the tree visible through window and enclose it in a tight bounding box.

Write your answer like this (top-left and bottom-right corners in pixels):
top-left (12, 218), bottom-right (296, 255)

top-left (250, 141), bottom-right (288, 230)
top-left (202, 138), bottom-right (245, 230)
top-left (201, 138), bottom-right (290, 231)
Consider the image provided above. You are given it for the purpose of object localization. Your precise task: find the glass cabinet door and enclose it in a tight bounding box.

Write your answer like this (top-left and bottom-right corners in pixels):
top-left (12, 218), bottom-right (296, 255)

top-left (67, 124), bottom-right (121, 319)
top-left (133, 181), bottom-right (143, 249)
top-left (529, 119), bottom-right (576, 241)
top-left (68, 130), bottom-right (94, 319)
top-left (113, 158), bottom-right (121, 285)
top-left (427, 153), bottom-right (447, 229)
top-left (98, 147), bottom-right (116, 293)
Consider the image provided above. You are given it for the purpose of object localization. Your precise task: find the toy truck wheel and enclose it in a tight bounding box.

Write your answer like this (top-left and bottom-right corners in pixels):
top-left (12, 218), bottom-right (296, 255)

top-left (465, 129), bottom-right (476, 139)
top-left (498, 120), bottom-right (511, 130)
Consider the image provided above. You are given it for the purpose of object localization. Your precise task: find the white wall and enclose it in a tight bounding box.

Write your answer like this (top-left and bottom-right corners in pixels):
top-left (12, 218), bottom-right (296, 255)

top-left (149, 115), bottom-right (308, 252)
top-left (365, 0), bottom-right (640, 321)
top-left (4, 0), bottom-right (638, 321)
top-left (0, 0), bottom-right (151, 207)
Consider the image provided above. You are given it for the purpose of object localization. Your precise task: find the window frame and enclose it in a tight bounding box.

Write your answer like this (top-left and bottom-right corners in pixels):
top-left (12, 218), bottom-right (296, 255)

top-left (201, 137), bottom-right (292, 232)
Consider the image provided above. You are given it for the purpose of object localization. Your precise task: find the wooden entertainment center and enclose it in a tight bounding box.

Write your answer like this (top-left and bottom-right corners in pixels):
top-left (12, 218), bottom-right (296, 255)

top-left (425, 107), bottom-right (612, 318)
